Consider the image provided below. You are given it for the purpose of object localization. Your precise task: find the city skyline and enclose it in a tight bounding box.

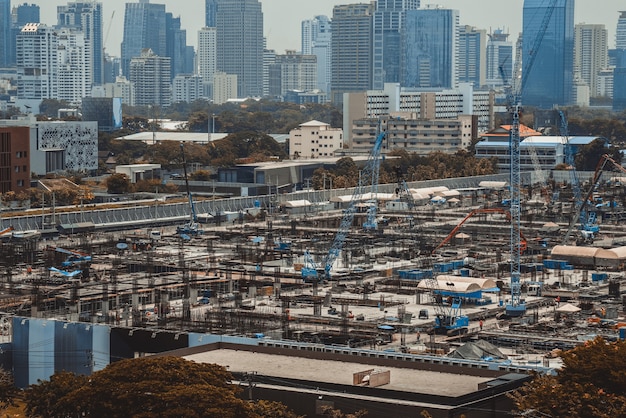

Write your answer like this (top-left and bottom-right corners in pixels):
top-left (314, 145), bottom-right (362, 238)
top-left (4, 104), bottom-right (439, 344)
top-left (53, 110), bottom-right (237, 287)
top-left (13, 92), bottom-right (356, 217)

top-left (17, 0), bottom-right (626, 56)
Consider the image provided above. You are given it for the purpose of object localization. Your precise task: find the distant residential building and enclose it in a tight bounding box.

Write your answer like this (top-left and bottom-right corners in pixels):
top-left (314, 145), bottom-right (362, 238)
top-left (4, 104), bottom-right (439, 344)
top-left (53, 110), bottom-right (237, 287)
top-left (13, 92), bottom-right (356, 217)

top-left (57, 2), bottom-right (103, 86)
top-left (129, 49), bottom-right (171, 108)
top-left (216, 0), bottom-right (263, 98)
top-left (213, 71), bottom-right (237, 105)
top-left (522, 0), bottom-right (574, 107)
top-left (263, 48), bottom-right (275, 97)
top-left (198, 27), bottom-right (217, 98)
top-left (172, 74), bottom-right (203, 103)
top-left (56, 27), bottom-right (91, 104)
top-left (301, 15), bottom-right (332, 94)
top-left (574, 23), bottom-right (608, 97)
top-left (0, 126), bottom-right (31, 193)
top-left (16, 23), bottom-right (58, 104)
top-left (342, 83), bottom-right (494, 147)
top-left (284, 90), bottom-right (327, 105)
top-left (403, 7), bottom-right (459, 89)
top-left (596, 68), bottom-right (614, 98)
top-left (81, 97), bottom-right (122, 132)
top-left (103, 75), bottom-right (134, 106)
top-left (372, 0), bottom-right (420, 90)
top-left (458, 25), bottom-right (486, 88)
top-left (351, 114), bottom-right (474, 155)
top-left (486, 29), bottom-right (513, 88)
top-left (331, 3), bottom-right (374, 105)
top-left (269, 50), bottom-right (317, 97)
top-left (121, 1), bottom-right (166, 77)
top-left (289, 120), bottom-right (343, 159)
top-left (10, 3), bottom-right (41, 66)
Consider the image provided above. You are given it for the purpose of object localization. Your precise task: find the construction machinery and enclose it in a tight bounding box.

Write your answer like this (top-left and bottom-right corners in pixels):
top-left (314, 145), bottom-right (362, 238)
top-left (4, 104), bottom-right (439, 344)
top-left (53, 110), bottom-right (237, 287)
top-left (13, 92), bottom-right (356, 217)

top-left (176, 142), bottom-right (203, 236)
top-left (563, 154), bottom-right (626, 244)
top-left (302, 130), bottom-right (386, 281)
top-left (45, 246), bottom-right (92, 267)
top-left (421, 276), bottom-right (469, 336)
top-left (0, 226), bottom-right (14, 238)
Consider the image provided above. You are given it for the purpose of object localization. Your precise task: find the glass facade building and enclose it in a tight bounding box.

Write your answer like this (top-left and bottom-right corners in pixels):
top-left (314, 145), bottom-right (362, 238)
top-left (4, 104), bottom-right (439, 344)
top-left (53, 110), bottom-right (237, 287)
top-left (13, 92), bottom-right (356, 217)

top-left (0, 0), bottom-right (10, 67)
top-left (522, 0), bottom-right (574, 108)
top-left (121, 2), bottom-right (167, 77)
top-left (402, 8), bottom-right (459, 89)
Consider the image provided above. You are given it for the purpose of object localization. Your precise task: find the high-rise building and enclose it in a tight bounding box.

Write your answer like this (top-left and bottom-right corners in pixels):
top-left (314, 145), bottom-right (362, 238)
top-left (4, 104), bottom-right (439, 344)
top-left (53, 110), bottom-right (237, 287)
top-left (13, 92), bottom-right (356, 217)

top-left (522, 0), bottom-right (574, 108)
top-left (216, 0), bottom-right (263, 98)
top-left (301, 15), bottom-right (332, 94)
top-left (331, 3), bottom-right (374, 104)
top-left (166, 13), bottom-right (189, 79)
top-left (458, 25), bottom-right (487, 88)
top-left (172, 74), bottom-right (203, 103)
top-left (269, 50), bottom-right (317, 97)
top-left (205, 0), bottom-right (217, 27)
top-left (121, 1), bottom-right (166, 77)
top-left (213, 71), bottom-right (237, 105)
top-left (0, 0), bottom-right (11, 67)
top-left (574, 23), bottom-right (608, 98)
top-left (129, 48), bottom-right (171, 108)
top-left (372, 0), bottom-right (420, 90)
top-left (402, 7), bottom-right (459, 89)
top-left (616, 11), bottom-right (626, 50)
top-left (57, 2), bottom-right (103, 86)
top-left (198, 27), bottom-right (217, 98)
top-left (486, 29), bottom-right (513, 88)
top-left (56, 27), bottom-right (91, 104)
top-left (10, 3), bottom-right (40, 66)
top-left (263, 48), bottom-right (275, 97)
top-left (16, 23), bottom-right (58, 101)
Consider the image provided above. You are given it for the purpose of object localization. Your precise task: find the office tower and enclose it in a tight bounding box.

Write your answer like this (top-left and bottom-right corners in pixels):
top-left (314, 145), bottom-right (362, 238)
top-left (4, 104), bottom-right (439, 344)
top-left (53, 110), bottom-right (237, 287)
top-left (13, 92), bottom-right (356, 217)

top-left (372, 0), bottom-right (420, 89)
top-left (574, 24), bottom-right (607, 97)
top-left (331, 3), bottom-right (374, 104)
top-left (205, 0), bottom-right (217, 27)
top-left (57, 2), bottom-right (103, 86)
top-left (166, 13), bottom-right (188, 79)
top-left (458, 25), bottom-right (487, 88)
top-left (15, 3), bottom-right (40, 25)
top-left (617, 11), bottom-right (626, 49)
top-left (522, 0), bottom-right (574, 108)
top-left (402, 7), bottom-right (459, 89)
top-left (129, 48), bottom-right (171, 108)
top-left (56, 27), bottom-right (91, 103)
top-left (121, 1), bottom-right (166, 77)
top-left (0, 0), bottom-right (10, 67)
top-left (301, 15), bottom-right (331, 93)
top-left (216, 0), bottom-right (263, 98)
top-left (16, 23), bottom-right (58, 100)
top-left (198, 27), bottom-right (217, 97)
top-left (486, 29), bottom-right (513, 88)
top-left (269, 50), bottom-right (317, 97)
top-left (263, 48), bottom-right (275, 97)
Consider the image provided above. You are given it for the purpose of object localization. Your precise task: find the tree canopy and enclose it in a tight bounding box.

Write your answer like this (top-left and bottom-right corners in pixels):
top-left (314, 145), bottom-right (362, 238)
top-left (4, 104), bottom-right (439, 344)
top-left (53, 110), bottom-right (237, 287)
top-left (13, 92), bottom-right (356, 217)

top-left (510, 337), bottom-right (626, 417)
top-left (25, 356), bottom-right (301, 418)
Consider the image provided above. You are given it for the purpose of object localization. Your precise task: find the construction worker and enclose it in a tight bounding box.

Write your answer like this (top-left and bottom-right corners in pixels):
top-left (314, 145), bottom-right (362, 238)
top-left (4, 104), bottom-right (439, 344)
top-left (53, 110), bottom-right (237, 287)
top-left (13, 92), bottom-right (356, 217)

top-left (479, 319), bottom-right (484, 330)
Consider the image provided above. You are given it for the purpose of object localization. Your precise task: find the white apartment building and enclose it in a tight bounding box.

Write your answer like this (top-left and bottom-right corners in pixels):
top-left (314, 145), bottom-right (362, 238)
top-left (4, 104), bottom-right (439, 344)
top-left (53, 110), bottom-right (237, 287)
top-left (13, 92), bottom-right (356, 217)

top-left (129, 48), bottom-right (171, 108)
top-left (213, 71), bottom-right (237, 105)
top-left (343, 82), bottom-right (494, 147)
top-left (56, 27), bottom-right (91, 104)
top-left (172, 74), bottom-right (203, 103)
top-left (103, 76), bottom-right (135, 106)
top-left (16, 23), bottom-right (58, 107)
top-left (289, 120), bottom-right (343, 159)
top-left (270, 50), bottom-right (317, 97)
top-left (197, 27), bottom-right (216, 98)
top-left (596, 68), bottom-right (614, 98)
top-left (574, 23), bottom-right (608, 97)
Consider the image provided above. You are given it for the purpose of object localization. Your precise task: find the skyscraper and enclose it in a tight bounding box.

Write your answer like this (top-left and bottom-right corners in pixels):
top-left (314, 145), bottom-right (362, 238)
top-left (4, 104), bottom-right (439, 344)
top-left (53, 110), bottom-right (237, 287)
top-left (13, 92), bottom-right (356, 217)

top-left (574, 23), bottom-right (608, 97)
top-left (56, 27), bottom-right (91, 103)
top-left (402, 7), bottom-right (459, 89)
top-left (522, 0), bottom-right (574, 108)
top-left (10, 3), bottom-right (41, 66)
top-left (16, 23), bottom-right (58, 101)
top-left (616, 11), bottom-right (626, 50)
top-left (0, 0), bottom-right (11, 67)
top-left (486, 29), bottom-right (513, 88)
top-left (57, 2), bottom-right (103, 86)
top-left (458, 25), bottom-right (487, 88)
top-left (129, 48), bottom-right (171, 107)
top-left (198, 27), bottom-right (217, 97)
top-left (121, 1), bottom-right (167, 77)
top-left (372, 0), bottom-right (420, 89)
top-left (166, 13), bottom-right (188, 79)
top-left (331, 3), bottom-right (374, 104)
top-left (205, 0), bottom-right (217, 27)
top-left (301, 15), bottom-right (331, 93)
top-left (216, 0), bottom-right (263, 98)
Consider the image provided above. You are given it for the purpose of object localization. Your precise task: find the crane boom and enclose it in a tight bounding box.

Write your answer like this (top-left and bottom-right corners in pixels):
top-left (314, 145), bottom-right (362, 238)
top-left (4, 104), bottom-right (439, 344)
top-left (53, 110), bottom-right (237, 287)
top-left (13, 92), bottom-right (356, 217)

top-left (177, 142), bottom-right (202, 236)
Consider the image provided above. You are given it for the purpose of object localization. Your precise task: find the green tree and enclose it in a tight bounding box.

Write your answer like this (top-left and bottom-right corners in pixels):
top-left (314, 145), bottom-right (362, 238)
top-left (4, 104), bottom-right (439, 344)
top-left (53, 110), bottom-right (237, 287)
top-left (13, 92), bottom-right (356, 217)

top-left (105, 173), bottom-right (131, 194)
top-left (510, 337), bottom-right (626, 417)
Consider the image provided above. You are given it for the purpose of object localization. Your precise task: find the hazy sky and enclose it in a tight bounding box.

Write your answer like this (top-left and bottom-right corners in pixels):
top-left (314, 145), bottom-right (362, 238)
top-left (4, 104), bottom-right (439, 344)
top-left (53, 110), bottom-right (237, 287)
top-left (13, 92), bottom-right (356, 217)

top-left (25, 1), bottom-right (626, 56)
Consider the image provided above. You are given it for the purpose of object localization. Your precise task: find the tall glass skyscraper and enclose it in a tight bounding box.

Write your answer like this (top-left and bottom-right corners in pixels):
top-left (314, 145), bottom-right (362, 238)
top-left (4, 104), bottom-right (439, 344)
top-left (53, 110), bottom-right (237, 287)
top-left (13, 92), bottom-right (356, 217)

top-left (486, 29), bottom-right (513, 88)
top-left (205, 0), bottom-right (217, 27)
top-left (402, 8), bottom-right (459, 89)
top-left (57, 2), bottom-right (103, 85)
top-left (0, 0), bottom-right (10, 67)
top-left (301, 15), bottom-right (331, 93)
top-left (458, 25), bottom-right (486, 88)
top-left (372, 0), bottom-right (420, 90)
top-left (121, 1), bottom-right (167, 77)
top-left (522, 0), bottom-right (574, 108)
top-left (216, 0), bottom-right (263, 98)
top-left (616, 11), bottom-right (626, 50)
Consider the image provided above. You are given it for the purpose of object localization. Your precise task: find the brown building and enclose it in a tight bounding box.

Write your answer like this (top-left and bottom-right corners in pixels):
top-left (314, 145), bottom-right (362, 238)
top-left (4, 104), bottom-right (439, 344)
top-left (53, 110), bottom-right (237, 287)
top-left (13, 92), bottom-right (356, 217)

top-left (0, 127), bottom-right (30, 194)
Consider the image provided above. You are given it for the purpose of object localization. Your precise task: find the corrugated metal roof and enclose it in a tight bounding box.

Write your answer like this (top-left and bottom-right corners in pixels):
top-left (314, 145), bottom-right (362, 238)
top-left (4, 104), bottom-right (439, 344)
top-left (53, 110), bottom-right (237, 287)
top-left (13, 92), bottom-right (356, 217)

top-left (551, 245), bottom-right (600, 258)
